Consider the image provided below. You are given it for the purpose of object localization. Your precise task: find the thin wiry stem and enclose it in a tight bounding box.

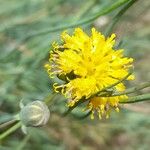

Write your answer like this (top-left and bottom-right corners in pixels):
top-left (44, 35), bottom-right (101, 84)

top-left (12, 0), bottom-right (130, 50)
top-left (97, 72), bottom-right (133, 97)
top-left (105, 0), bottom-right (138, 36)
top-left (0, 122), bottom-right (21, 141)
top-left (76, 111), bottom-right (92, 120)
top-left (62, 99), bottom-right (87, 117)
top-left (25, 0), bottom-right (130, 38)
top-left (44, 92), bottom-right (57, 105)
top-left (113, 81), bottom-right (150, 96)
top-left (120, 94), bottom-right (150, 103)
top-left (71, 111), bottom-right (92, 120)
top-left (0, 119), bottom-right (17, 129)
top-left (73, 0), bottom-right (97, 22)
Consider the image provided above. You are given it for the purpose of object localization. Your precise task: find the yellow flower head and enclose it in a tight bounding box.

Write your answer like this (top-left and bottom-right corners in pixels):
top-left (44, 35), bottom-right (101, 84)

top-left (45, 28), bottom-right (134, 118)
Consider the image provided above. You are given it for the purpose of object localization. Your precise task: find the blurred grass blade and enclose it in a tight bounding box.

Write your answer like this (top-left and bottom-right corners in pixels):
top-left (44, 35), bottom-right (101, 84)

top-left (105, 0), bottom-right (138, 36)
top-left (14, 0), bottom-right (130, 49)
top-left (16, 135), bottom-right (30, 150)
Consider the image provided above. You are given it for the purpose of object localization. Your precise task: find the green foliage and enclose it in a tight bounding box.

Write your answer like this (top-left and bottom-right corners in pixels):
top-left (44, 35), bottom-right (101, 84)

top-left (0, 0), bottom-right (150, 149)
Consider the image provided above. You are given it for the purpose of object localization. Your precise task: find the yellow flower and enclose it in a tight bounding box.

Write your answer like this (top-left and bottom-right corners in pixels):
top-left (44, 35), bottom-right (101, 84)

top-left (87, 95), bottom-right (128, 119)
top-left (45, 27), bottom-right (134, 118)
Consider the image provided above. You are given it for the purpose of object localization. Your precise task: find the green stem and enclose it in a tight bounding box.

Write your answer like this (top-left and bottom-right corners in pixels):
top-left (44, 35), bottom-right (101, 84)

top-left (44, 92), bottom-right (57, 105)
top-left (105, 0), bottom-right (138, 36)
top-left (0, 122), bottom-right (21, 141)
top-left (0, 119), bottom-right (17, 129)
top-left (71, 111), bottom-right (92, 120)
top-left (63, 99), bottom-right (87, 117)
top-left (120, 94), bottom-right (150, 103)
top-left (96, 71), bottom-right (132, 97)
top-left (27, 0), bottom-right (130, 37)
top-left (113, 81), bottom-right (150, 96)
top-left (13, 0), bottom-right (130, 51)
top-left (76, 111), bottom-right (92, 120)
top-left (73, 0), bottom-right (97, 22)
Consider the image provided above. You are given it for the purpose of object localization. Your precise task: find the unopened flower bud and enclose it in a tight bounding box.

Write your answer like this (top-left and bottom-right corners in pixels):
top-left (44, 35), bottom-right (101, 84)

top-left (19, 100), bottom-right (50, 127)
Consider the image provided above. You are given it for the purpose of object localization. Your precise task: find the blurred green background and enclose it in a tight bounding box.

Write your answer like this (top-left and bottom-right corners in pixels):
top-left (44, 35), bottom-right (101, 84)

top-left (0, 0), bottom-right (150, 150)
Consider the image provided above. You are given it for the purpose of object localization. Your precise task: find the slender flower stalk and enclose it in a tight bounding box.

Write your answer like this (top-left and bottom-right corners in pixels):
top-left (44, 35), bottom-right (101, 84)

top-left (0, 119), bottom-right (17, 129)
top-left (113, 81), bottom-right (150, 96)
top-left (0, 122), bottom-right (21, 141)
top-left (120, 94), bottom-right (150, 103)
